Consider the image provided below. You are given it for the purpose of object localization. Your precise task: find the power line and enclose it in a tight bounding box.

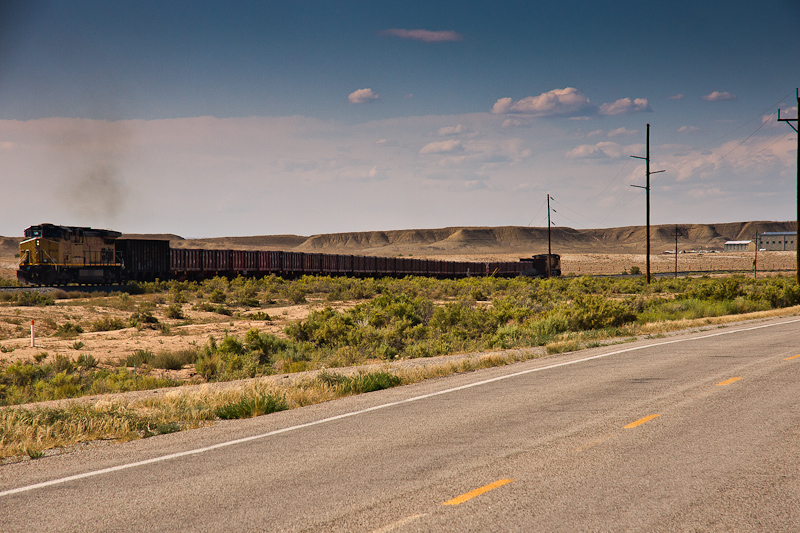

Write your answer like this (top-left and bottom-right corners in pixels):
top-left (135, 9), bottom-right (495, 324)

top-left (526, 197), bottom-right (548, 227)
top-left (596, 157), bottom-right (631, 198)
top-left (550, 196), bottom-right (607, 228)
top-left (690, 90), bottom-right (795, 150)
top-left (675, 111), bottom-right (789, 184)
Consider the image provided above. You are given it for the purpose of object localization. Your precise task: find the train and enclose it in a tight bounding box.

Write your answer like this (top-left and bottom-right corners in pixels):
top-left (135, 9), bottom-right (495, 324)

top-left (17, 223), bottom-right (561, 285)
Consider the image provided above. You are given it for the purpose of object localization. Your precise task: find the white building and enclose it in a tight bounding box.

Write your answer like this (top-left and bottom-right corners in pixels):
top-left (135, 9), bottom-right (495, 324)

top-left (724, 240), bottom-right (754, 252)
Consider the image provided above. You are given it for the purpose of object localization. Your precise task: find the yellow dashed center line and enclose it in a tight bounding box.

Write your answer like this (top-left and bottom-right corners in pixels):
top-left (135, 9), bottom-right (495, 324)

top-left (716, 377), bottom-right (742, 386)
top-left (624, 414), bottom-right (660, 428)
top-left (442, 479), bottom-right (514, 506)
top-left (785, 354), bottom-right (800, 360)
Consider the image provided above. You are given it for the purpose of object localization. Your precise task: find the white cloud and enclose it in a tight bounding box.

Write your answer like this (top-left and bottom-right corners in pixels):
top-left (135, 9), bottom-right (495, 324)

top-left (668, 134), bottom-right (794, 182)
top-left (419, 139), bottom-right (463, 154)
top-left (492, 98), bottom-right (513, 114)
top-left (598, 98), bottom-right (650, 116)
top-left (565, 141), bottom-right (646, 160)
top-left (702, 91), bottom-right (736, 102)
top-left (607, 127), bottom-right (638, 137)
top-left (493, 89), bottom-right (650, 118)
top-left (668, 94), bottom-right (685, 100)
top-left (687, 187), bottom-right (724, 199)
top-left (500, 116), bottom-right (534, 129)
top-left (380, 29), bottom-right (463, 42)
top-left (677, 126), bottom-right (700, 133)
top-left (348, 88), bottom-right (379, 104)
top-left (437, 124), bottom-right (465, 136)
top-left (566, 141), bottom-right (624, 159)
top-left (1, 113), bottom-right (795, 239)
top-left (491, 88), bottom-right (591, 116)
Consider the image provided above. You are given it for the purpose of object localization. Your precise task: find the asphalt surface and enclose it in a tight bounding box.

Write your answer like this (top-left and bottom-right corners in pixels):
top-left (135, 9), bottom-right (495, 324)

top-left (2, 316), bottom-right (799, 532)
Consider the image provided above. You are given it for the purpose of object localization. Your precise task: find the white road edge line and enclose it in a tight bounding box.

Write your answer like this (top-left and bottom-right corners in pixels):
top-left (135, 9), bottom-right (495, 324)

top-left (3, 317), bottom-right (799, 497)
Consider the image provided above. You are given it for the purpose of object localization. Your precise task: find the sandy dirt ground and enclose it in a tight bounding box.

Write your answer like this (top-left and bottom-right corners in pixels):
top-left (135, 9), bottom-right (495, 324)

top-left (1, 230), bottom-right (796, 368)
top-left (0, 298), bottom-right (356, 370)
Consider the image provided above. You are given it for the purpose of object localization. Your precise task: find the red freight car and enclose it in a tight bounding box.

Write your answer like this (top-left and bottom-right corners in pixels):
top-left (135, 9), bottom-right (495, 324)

top-left (231, 250), bottom-right (259, 274)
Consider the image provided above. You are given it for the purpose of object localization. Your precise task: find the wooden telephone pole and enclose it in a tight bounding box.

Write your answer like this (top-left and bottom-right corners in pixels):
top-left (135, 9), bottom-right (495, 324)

top-left (631, 124), bottom-right (665, 283)
top-left (778, 89), bottom-right (799, 285)
top-left (671, 225), bottom-right (680, 278)
top-left (547, 194), bottom-right (553, 277)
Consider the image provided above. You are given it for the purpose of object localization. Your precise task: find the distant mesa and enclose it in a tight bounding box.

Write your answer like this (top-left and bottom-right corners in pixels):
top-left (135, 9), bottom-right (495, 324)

top-left (5, 221), bottom-right (792, 257)
top-left (104, 221), bottom-right (796, 257)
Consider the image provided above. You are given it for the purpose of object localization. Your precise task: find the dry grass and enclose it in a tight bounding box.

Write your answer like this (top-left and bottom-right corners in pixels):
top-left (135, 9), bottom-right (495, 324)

top-left (3, 291), bottom-right (798, 461)
top-left (0, 348), bottom-right (545, 461)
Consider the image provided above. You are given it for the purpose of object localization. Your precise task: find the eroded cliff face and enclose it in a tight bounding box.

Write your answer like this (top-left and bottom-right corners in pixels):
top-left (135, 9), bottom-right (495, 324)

top-left (176, 221), bottom-right (794, 256)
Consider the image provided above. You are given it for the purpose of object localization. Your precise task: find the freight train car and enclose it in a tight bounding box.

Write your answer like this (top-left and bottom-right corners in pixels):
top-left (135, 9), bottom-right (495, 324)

top-left (115, 238), bottom-right (171, 282)
top-left (17, 224), bottom-right (124, 285)
top-left (17, 224), bottom-right (560, 285)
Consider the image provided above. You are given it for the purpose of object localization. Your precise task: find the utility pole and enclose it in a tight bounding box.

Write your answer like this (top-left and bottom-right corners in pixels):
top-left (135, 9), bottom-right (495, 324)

top-left (547, 194), bottom-right (553, 277)
top-left (754, 231), bottom-right (758, 279)
top-left (672, 225), bottom-right (680, 278)
top-left (778, 89), bottom-right (799, 285)
top-left (631, 124), bottom-right (665, 284)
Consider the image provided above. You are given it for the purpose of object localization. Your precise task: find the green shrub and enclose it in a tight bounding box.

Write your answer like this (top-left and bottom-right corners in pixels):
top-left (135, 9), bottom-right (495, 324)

top-left (149, 349), bottom-right (198, 370)
top-left (764, 280), bottom-right (800, 308)
top-left (129, 309), bottom-right (159, 328)
top-left (285, 286), bottom-right (307, 304)
top-left (91, 316), bottom-right (127, 331)
top-left (125, 282), bottom-right (146, 295)
top-left (218, 335), bottom-right (245, 355)
top-left (163, 303), bottom-right (185, 320)
top-left (244, 329), bottom-right (290, 364)
top-left (15, 291), bottom-right (54, 306)
top-left (76, 353), bottom-right (98, 369)
top-left (215, 392), bottom-right (288, 419)
top-left (196, 302), bottom-right (231, 315)
top-left (55, 322), bottom-right (84, 338)
top-left (121, 349), bottom-right (153, 367)
top-left (563, 294), bottom-right (636, 331)
top-left (316, 370), bottom-right (402, 394)
top-left (209, 289), bottom-right (227, 304)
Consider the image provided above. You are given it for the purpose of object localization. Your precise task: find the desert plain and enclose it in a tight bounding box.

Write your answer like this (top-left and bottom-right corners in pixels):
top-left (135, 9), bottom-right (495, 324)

top-left (0, 221), bottom-right (796, 370)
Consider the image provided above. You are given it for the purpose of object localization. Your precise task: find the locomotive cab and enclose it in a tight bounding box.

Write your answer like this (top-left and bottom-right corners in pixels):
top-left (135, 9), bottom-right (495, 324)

top-left (18, 224), bottom-right (123, 285)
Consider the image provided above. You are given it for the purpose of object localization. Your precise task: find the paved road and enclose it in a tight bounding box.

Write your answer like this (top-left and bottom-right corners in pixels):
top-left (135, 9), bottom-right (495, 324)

top-left (2, 316), bottom-right (800, 531)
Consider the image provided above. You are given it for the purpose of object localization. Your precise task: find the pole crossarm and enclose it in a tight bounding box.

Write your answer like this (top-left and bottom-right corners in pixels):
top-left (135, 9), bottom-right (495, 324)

top-left (629, 124), bottom-right (664, 284)
top-left (778, 109), bottom-right (798, 132)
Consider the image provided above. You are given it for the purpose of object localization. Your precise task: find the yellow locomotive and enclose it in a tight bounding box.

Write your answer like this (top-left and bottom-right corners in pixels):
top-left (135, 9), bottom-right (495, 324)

top-left (18, 224), bottom-right (123, 285)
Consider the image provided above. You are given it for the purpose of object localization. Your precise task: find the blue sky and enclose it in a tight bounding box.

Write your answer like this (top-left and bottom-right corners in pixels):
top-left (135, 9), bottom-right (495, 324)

top-left (0, 0), bottom-right (798, 237)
